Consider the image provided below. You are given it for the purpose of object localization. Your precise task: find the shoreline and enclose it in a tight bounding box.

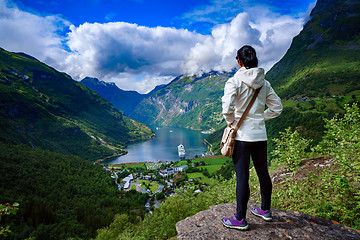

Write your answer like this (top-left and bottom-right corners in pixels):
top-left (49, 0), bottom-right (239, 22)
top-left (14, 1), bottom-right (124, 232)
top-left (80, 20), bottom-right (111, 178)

top-left (95, 152), bottom-right (127, 165)
top-left (96, 134), bottom-right (157, 165)
top-left (110, 161), bottom-right (163, 166)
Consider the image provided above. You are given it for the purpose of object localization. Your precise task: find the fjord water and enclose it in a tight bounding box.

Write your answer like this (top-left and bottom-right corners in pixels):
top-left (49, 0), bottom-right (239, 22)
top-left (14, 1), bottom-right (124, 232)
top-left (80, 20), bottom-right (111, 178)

top-left (104, 127), bottom-right (209, 164)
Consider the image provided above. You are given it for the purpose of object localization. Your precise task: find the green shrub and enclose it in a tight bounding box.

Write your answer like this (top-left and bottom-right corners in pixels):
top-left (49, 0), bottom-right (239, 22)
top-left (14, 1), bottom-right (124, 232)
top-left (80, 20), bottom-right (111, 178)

top-left (272, 104), bottom-right (360, 229)
top-left (314, 103), bottom-right (360, 172)
top-left (0, 203), bottom-right (19, 237)
top-left (272, 127), bottom-right (312, 172)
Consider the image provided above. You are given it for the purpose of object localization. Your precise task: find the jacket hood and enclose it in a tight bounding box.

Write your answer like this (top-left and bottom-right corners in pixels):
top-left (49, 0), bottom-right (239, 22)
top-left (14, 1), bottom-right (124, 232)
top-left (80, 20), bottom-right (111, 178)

top-left (234, 67), bottom-right (265, 89)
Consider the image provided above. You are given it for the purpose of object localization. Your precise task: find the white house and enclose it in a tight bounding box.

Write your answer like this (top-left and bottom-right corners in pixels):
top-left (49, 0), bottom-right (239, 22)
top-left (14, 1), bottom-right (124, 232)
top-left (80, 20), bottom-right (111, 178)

top-left (122, 174), bottom-right (134, 190)
top-left (175, 165), bottom-right (188, 172)
top-left (159, 165), bottom-right (188, 177)
top-left (159, 168), bottom-right (175, 177)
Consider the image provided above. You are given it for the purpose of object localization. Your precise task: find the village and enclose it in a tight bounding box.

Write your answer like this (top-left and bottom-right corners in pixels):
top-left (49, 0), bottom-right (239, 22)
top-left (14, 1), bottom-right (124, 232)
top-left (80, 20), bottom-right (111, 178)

top-left (103, 158), bottom-right (220, 212)
top-left (116, 164), bottom-right (189, 192)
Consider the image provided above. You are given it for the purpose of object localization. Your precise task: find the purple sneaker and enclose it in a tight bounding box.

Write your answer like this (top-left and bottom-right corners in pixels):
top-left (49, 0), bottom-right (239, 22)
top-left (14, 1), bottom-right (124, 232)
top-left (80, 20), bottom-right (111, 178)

top-left (251, 207), bottom-right (272, 221)
top-left (221, 215), bottom-right (249, 230)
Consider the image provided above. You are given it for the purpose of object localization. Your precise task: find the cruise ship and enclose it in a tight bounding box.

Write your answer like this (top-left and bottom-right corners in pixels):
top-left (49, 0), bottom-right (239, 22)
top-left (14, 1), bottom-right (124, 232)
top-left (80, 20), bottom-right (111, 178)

top-left (178, 144), bottom-right (186, 159)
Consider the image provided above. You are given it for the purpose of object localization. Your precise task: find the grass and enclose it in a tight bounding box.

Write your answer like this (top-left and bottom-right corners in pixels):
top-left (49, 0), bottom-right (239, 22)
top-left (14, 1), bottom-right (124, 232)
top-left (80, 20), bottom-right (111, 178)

top-left (186, 172), bottom-right (217, 185)
top-left (199, 165), bottom-right (222, 175)
top-left (177, 155), bottom-right (229, 175)
top-left (143, 180), bottom-right (159, 192)
top-left (134, 179), bottom-right (159, 192)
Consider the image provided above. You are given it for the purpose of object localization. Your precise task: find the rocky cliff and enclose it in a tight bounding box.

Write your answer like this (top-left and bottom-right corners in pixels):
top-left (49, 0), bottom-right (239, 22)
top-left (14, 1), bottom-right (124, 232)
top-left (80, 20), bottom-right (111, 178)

top-left (130, 71), bottom-right (234, 131)
top-left (176, 201), bottom-right (360, 240)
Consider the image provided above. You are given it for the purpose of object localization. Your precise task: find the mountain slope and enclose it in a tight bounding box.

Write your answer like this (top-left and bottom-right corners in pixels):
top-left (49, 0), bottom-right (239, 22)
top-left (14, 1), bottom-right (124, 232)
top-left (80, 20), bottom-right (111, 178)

top-left (81, 77), bottom-right (145, 116)
top-left (206, 0), bottom-right (360, 154)
top-left (0, 48), bottom-right (155, 160)
top-left (266, 0), bottom-right (360, 99)
top-left (129, 71), bottom-right (234, 132)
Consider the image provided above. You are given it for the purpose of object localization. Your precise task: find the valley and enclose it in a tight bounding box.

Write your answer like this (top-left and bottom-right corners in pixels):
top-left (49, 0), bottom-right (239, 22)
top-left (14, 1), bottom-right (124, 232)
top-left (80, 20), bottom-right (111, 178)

top-left (0, 0), bottom-right (359, 239)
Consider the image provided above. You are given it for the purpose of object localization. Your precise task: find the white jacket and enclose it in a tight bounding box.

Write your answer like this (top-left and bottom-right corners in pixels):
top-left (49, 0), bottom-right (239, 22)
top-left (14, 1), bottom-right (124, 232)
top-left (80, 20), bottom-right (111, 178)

top-left (222, 67), bottom-right (283, 142)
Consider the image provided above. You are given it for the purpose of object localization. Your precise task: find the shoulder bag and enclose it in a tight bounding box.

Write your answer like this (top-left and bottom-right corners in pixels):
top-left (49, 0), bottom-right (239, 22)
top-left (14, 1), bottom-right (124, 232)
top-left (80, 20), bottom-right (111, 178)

top-left (220, 87), bottom-right (262, 156)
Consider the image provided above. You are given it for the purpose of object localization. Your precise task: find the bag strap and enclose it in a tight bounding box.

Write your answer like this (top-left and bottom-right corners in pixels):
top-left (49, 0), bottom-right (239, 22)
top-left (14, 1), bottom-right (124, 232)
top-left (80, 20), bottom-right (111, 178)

top-left (233, 87), bottom-right (262, 134)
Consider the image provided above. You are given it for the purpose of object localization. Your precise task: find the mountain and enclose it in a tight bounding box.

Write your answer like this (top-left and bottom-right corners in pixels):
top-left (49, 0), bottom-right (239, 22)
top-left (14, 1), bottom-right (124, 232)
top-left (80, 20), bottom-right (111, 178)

top-left (0, 48), bottom-right (155, 161)
top-left (126, 0), bottom-right (360, 155)
top-left (129, 71), bottom-right (235, 132)
top-left (206, 0), bottom-right (360, 154)
top-left (147, 83), bottom-right (166, 95)
top-left (266, 0), bottom-right (360, 99)
top-left (81, 77), bottom-right (145, 116)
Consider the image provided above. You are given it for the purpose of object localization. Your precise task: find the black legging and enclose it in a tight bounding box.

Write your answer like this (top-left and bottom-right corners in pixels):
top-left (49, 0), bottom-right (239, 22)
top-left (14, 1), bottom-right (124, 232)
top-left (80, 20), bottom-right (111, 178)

top-left (232, 140), bottom-right (272, 219)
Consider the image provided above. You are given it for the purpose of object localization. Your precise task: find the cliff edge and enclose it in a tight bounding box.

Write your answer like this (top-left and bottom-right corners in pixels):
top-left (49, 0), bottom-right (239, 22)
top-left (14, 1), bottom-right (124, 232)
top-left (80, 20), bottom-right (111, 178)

top-left (176, 201), bottom-right (360, 240)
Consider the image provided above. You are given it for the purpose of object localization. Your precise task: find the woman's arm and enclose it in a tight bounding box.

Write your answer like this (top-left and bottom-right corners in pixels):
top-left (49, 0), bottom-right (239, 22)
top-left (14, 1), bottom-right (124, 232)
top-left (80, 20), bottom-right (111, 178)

top-left (222, 78), bottom-right (237, 125)
top-left (264, 81), bottom-right (283, 121)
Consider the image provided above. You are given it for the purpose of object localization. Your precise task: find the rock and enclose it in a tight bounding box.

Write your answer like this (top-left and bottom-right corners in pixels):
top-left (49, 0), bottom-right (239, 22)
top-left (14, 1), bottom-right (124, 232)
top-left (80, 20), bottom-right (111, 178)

top-left (176, 201), bottom-right (360, 240)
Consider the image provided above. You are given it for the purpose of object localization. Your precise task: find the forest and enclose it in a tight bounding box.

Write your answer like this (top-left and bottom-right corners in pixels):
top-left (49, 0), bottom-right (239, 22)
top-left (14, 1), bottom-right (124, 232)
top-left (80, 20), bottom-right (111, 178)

top-left (0, 144), bottom-right (148, 239)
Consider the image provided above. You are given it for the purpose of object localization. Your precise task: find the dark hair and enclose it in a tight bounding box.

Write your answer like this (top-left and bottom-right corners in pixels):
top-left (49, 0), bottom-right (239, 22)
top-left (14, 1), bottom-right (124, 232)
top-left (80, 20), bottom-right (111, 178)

top-left (236, 45), bottom-right (258, 69)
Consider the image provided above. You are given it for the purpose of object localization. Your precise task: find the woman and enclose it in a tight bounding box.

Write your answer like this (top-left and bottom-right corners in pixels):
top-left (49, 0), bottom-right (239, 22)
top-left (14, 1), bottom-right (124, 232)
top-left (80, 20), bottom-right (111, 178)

top-left (221, 45), bottom-right (283, 230)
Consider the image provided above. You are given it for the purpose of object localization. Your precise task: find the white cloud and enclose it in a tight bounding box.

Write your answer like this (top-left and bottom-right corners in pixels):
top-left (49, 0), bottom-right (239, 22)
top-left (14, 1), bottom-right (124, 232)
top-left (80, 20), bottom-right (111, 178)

top-left (0, 0), bottom-right (315, 93)
top-left (302, 1), bottom-right (317, 24)
top-left (0, 0), bottom-right (69, 65)
top-left (181, 13), bottom-right (262, 75)
top-left (0, 0), bottom-right (204, 93)
top-left (62, 22), bottom-right (205, 93)
top-left (105, 72), bottom-right (173, 93)
top-left (249, 7), bottom-right (306, 70)
top-left (181, 7), bottom-right (309, 75)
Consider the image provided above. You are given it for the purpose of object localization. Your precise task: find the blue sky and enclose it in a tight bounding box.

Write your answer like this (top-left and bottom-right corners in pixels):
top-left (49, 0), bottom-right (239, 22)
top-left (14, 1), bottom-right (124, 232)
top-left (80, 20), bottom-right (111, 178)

top-left (1, 0), bottom-right (316, 93)
top-left (13, 0), bottom-right (314, 33)
top-left (14, 0), bottom-right (208, 31)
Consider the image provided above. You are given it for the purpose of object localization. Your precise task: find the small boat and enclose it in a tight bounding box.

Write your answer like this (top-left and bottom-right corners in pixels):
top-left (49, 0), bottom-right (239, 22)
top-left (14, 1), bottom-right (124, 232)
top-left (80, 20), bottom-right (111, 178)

top-left (178, 144), bottom-right (186, 159)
